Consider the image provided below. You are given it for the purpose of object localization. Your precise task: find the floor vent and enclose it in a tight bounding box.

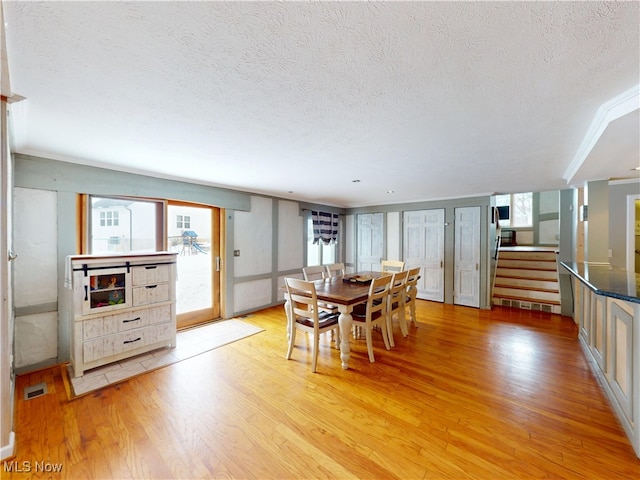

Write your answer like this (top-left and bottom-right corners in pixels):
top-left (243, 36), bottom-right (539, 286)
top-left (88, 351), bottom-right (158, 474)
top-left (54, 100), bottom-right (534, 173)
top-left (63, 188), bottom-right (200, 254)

top-left (494, 298), bottom-right (561, 314)
top-left (24, 382), bottom-right (48, 400)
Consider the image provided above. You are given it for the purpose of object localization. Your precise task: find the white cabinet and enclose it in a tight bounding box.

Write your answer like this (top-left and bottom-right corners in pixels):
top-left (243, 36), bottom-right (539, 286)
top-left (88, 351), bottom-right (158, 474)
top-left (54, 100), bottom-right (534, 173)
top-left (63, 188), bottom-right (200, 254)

top-left (69, 253), bottom-right (177, 377)
top-left (563, 262), bottom-right (640, 458)
top-left (574, 287), bottom-right (639, 458)
top-left (606, 298), bottom-right (636, 435)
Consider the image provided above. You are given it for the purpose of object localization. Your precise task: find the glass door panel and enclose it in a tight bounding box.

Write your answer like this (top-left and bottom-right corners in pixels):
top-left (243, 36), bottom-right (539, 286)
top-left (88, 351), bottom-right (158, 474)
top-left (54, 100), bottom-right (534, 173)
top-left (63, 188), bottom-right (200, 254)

top-left (168, 202), bottom-right (220, 328)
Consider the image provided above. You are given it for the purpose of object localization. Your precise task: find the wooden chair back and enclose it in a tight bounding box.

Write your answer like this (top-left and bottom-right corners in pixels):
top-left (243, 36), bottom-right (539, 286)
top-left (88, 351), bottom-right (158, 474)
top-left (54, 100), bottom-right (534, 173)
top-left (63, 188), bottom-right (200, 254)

top-left (324, 263), bottom-right (345, 278)
top-left (405, 267), bottom-right (421, 326)
top-left (387, 270), bottom-right (409, 346)
top-left (302, 265), bottom-right (327, 281)
top-left (284, 277), bottom-right (339, 372)
top-left (381, 260), bottom-right (405, 273)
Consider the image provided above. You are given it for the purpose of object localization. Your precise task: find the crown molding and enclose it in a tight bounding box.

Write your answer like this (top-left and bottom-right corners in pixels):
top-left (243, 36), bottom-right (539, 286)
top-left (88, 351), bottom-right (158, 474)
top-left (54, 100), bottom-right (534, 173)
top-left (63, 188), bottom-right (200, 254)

top-left (563, 85), bottom-right (640, 184)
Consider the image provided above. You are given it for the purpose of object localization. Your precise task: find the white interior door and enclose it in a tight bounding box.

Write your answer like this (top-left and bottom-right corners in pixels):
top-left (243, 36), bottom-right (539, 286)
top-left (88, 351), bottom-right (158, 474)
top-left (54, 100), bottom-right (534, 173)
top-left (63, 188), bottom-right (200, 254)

top-left (357, 213), bottom-right (383, 271)
top-left (454, 207), bottom-right (480, 308)
top-left (1, 98), bottom-right (15, 459)
top-left (403, 209), bottom-right (444, 301)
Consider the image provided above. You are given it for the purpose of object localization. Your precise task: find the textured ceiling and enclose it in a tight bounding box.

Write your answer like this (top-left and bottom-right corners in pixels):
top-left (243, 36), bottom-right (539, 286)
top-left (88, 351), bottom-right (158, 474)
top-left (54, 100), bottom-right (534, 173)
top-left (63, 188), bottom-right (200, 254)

top-left (3, 1), bottom-right (639, 207)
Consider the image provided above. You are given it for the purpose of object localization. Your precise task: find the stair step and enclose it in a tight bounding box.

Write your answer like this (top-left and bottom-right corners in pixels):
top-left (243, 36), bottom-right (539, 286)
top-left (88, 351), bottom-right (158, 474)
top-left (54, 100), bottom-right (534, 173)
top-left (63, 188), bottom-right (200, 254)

top-left (493, 293), bottom-right (561, 306)
top-left (494, 285), bottom-right (559, 295)
top-left (497, 259), bottom-right (557, 271)
top-left (493, 286), bottom-right (561, 303)
top-left (494, 278), bottom-right (558, 291)
top-left (498, 250), bottom-right (558, 261)
top-left (496, 268), bottom-right (558, 280)
top-left (493, 247), bottom-right (561, 313)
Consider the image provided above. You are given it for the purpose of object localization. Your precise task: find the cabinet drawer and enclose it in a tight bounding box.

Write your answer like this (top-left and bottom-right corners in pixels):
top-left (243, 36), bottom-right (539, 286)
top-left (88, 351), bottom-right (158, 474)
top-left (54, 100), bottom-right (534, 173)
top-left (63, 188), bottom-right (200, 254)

top-left (83, 321), bottom-right (172, 363)
top-left (132, 264), bottom-right (170, 286)
top-left (115, 330), bottom-right (147, 354)
top-left (84, 329), bottom-right (147, 363)
top-left (83, 311), bottom-right (150, 340)
top-left (83, 336), bottom-right (116, 363)
top-left (83, 316), bottom-right (117, 341)
top-left (132, 283), bottom-right (170, 305)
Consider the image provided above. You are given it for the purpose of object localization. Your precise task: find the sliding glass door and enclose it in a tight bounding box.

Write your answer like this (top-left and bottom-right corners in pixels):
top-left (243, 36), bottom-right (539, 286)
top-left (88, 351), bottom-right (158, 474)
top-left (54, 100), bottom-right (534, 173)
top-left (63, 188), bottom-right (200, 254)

top-left (168, 202), bottom-right (221, 329)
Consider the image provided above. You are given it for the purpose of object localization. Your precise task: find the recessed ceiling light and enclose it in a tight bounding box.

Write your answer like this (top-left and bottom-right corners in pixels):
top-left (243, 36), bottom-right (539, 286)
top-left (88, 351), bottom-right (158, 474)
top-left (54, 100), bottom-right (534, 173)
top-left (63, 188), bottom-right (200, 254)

top-left (352, 179), bottom-right (361, 183)
top-left (387, 190), bottom-right (395, 194)
top-left (633, 167), bottom-right (640, 171)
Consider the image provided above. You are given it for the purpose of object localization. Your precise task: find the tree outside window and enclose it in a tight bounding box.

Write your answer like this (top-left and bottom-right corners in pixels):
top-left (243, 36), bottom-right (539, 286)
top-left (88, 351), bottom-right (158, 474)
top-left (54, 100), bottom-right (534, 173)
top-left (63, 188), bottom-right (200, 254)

top-left (495, 193), bottom-right (532, 227)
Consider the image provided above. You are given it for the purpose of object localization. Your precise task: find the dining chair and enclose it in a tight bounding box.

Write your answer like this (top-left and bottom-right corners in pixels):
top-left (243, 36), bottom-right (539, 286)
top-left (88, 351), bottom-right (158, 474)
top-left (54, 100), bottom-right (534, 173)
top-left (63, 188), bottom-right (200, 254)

top-left (386, 270), bottom-right (409, 347)
top-left (381, 260), bottom-right (405, 273)
top-left (302, 265), bottom-right (327, 281)
top-left (284, 278), bottom-right (340, 373)
top-left (404, 267), bottom-right (421, 327)
top-left (352, 274), bottom-right (393, 363)
top-left (302, 265), bottom-right (338, 315)
top-left (324, 262), bottom-right (345, 278)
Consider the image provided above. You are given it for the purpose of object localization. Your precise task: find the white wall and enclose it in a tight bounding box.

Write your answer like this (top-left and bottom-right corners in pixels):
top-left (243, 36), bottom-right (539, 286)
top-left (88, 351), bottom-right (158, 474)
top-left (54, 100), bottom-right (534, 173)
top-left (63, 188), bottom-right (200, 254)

top-left (13, 187), bottom-right (58, 368)
top-left (539, 190), bottom-right (559, 245)
top-left (234, 196), bottom-right (273, 277)
top-left (345, 214), bottom-right (355, 273)
top-left (277, 200), bottom-right (303, 271)
top-left (232, 196), bottom-right (307, 314)
top-left (386, 211), bottom-right (400, 260)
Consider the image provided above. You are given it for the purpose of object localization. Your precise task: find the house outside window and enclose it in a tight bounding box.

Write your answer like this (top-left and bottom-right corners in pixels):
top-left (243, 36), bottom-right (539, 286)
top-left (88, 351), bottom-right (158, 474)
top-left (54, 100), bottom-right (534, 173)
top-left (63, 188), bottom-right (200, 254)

top-left (99, 210), bottom-right (119, 227)
top-left (89, 196), bottom-right (161, 254)
top-left (177, 215), bottom-right (191, 229)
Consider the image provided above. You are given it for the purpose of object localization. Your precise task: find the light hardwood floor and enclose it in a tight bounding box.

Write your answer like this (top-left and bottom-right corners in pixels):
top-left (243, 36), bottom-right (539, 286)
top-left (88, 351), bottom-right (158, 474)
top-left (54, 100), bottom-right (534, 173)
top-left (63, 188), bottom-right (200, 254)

top-left (5, 301), bottom-right (640, 479)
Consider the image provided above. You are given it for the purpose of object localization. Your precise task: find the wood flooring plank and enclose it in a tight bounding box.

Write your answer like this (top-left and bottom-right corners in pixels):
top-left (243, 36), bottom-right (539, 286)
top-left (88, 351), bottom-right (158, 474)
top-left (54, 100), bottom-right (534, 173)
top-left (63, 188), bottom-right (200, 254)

top-left (5, 300), bottom-right (640, 479)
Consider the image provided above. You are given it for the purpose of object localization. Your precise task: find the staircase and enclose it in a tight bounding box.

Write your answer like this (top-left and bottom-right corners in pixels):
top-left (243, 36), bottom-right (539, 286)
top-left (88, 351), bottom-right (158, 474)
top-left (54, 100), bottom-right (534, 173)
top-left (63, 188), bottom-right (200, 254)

top-left (492, 247), bottom-right (561, 314)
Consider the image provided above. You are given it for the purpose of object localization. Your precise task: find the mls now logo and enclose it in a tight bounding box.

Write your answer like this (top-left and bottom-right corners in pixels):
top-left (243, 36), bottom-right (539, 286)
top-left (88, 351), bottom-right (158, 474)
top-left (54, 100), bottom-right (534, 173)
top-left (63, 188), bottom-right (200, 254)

top-left (3, 460), bottom-right (63, 473)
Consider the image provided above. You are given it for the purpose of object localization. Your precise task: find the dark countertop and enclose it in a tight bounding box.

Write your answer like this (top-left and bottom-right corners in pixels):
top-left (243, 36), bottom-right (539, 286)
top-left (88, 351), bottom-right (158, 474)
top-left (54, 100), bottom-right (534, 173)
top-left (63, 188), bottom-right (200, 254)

top-left (561, 261), bottom-right (640, 305)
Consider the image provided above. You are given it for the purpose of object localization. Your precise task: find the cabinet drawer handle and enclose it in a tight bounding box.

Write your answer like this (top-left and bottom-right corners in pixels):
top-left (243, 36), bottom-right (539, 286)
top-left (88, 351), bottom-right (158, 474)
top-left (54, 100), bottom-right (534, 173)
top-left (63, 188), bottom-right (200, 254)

top-left (146, 285), bottom-right (158, 289)
top-left (84, 286), bottom-right (88, 301)
top-left (145, 266), bottom-right (157, 270)
top-left (122, 317), bottom-right (141, 323)
top-left (123, 337), bottom-right (141, 344)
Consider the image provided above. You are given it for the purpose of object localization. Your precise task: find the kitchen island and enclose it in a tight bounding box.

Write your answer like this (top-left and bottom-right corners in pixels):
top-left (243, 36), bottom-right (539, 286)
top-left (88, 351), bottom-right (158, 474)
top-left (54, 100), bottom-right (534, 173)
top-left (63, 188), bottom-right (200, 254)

top-left (561, 262), bottom-right (640, 458)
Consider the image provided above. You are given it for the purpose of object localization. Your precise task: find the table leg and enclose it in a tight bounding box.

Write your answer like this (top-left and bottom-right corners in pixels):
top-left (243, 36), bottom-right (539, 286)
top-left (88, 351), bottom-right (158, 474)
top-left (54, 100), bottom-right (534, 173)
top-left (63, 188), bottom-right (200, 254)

top-left (338, 307), bottom-right (353, 369)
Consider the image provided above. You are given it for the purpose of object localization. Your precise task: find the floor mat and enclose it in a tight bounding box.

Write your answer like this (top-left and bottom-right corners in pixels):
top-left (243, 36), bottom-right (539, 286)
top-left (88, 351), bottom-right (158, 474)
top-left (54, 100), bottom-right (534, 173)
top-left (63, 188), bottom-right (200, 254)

top-left (62, 319), bottom-right (264, 399)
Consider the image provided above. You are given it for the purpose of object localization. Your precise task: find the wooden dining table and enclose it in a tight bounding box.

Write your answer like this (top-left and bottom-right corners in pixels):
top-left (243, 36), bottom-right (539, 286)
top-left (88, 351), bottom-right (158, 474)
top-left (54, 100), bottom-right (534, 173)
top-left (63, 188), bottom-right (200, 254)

top-left (308, 271), bottom-right (388, 369)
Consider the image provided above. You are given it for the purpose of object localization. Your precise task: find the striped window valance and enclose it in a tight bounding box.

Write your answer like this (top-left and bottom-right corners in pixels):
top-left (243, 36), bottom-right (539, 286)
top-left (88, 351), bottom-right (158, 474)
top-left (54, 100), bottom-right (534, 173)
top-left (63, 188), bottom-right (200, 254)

top-left (312, 211), bottom-right (339, 245)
